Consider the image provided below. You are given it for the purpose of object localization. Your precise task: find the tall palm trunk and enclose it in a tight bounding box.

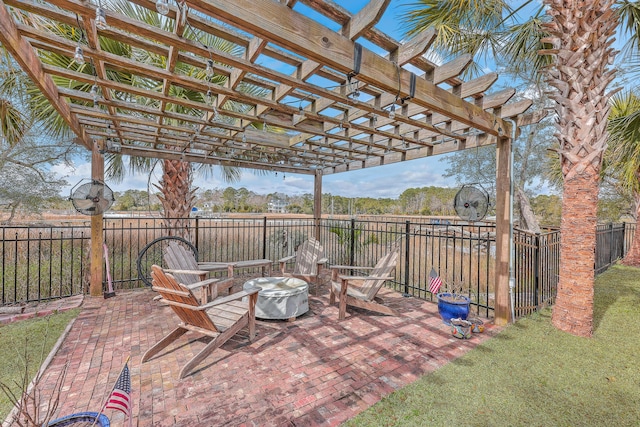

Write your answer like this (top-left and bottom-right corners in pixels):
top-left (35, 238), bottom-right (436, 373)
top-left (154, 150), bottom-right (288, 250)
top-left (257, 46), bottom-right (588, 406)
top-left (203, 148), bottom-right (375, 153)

top-left (544, 0), bottom-right (618, 337)
top-left (156, 158), bottom-right (195, 239)
top-left (622, 190), bottom-right (640, 266)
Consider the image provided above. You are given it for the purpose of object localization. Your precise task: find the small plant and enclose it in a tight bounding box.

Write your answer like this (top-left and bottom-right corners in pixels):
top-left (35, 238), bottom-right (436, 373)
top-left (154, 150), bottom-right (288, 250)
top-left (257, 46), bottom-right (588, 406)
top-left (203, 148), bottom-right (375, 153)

top-left (0, 338), bottom-right (68, 426)
top-left (438, 277), bottom-right (470, 302)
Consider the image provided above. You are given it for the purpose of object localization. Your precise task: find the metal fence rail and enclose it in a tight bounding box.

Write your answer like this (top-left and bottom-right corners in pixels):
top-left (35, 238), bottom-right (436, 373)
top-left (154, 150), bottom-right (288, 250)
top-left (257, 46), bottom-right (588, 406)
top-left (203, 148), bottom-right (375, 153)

top-left (0, 225), bottom-right (89, 305)
top-left (513, 230), bottom-right (561, 318)
top-left (595, 223), bottom-right (628, 274)
top-left (1, 217), bottom-right (636, 322)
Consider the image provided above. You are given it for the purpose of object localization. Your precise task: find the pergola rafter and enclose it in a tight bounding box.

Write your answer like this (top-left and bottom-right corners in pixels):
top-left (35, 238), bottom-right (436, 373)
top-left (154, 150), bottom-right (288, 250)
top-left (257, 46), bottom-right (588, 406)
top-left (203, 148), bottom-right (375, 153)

top-left (0, 0), bottom-right (524, 173)
top-left (0, 0), bottom-right (543, 324)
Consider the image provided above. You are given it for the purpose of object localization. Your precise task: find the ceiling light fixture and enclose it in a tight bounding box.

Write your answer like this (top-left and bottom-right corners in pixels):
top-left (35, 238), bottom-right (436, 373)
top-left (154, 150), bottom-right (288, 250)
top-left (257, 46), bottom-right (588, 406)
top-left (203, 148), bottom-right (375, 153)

top-left (205, 59), bottom-right (214, 78)
top-left (156, 0), bottom-right (170, 15)
top-left (74, 46), bottom-right (85, 64)
top-left (388, 104), bottom-right (396, 119)
top-left (95, 6), bottom-right (107, 31)
top-left (90, 84), bottom-right (100, 106)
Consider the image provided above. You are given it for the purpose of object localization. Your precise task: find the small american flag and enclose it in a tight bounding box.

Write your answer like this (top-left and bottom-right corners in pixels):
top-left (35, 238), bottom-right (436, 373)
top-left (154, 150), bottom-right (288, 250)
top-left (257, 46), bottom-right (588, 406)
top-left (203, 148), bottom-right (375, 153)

top-left (106, 362), bottom-right (132, 422)
top-left (428, 268), bottom-right (442, 294)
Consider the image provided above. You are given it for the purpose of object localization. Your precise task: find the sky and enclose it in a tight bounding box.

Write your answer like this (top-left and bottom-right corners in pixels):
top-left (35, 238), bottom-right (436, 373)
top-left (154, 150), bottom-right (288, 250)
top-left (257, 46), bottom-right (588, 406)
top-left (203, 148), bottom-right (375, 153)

top-left (53, 0), bottom-right (510, 199)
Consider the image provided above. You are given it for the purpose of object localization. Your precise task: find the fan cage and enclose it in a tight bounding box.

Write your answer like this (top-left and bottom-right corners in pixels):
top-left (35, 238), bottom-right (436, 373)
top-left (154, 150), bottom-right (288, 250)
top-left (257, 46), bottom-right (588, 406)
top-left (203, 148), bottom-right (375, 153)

top-left (69, 179), bottom-right (115, 216)
top-left (453, 184), bottom-right (490, 222)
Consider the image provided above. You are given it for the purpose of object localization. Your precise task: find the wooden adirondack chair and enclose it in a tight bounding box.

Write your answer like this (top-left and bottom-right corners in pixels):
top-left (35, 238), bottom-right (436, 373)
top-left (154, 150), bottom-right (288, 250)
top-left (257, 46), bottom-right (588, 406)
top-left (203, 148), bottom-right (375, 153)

top-left (278, 238), bottom-right (328, 295)
top-left (163, 240), bottom-right (234, 303)
top-left (329, 245), bottom-right (400, 320)
top-left (142, 265), bottom-right (260, 379)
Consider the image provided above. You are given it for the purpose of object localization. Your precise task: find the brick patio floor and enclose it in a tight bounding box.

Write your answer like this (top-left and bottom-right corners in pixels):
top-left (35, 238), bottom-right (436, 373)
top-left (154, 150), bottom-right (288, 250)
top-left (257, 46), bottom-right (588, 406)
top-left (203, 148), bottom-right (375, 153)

top-left (36, 282), bottom-right (499, 426)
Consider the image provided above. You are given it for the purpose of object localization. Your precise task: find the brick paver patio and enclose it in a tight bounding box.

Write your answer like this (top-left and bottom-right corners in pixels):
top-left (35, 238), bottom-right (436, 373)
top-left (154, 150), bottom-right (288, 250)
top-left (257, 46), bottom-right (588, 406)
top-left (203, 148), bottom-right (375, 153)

top-left (35, 282), bottom-right (499, 426)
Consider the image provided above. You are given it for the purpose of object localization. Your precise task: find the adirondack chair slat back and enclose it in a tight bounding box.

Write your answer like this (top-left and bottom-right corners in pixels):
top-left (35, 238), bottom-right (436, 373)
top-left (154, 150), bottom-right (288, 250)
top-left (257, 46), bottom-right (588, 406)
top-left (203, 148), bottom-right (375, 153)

top-left (361, 246), bottom-right (400, 300)
top-left (293, 238), bottom-right (324, 275)
top-left (151, 265), bottom-right (217, 332)
top-left (164, 241), bottom-right (202, 284)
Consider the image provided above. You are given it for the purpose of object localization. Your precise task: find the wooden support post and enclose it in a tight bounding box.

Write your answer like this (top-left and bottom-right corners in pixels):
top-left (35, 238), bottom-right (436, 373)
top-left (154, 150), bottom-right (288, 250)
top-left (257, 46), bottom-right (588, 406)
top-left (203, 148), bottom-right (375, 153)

top-left (494, 135), bottom-right (512, 325)
top-left (89, 140), bottom-right (105, 297)
top-left (313, 170), bottom-right (322, 240)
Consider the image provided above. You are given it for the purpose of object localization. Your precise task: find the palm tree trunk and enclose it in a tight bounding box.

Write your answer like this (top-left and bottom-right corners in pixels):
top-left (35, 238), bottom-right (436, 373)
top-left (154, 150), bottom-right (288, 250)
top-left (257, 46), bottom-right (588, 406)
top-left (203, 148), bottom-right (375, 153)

top-left (544, 0), bottom-right (618, 337)
top-left (155, 159), bottom-right (195, 239)
top-left (553, 174), bottom-right (598, 335)
top-left (622, 192), bottom-right (640, 266)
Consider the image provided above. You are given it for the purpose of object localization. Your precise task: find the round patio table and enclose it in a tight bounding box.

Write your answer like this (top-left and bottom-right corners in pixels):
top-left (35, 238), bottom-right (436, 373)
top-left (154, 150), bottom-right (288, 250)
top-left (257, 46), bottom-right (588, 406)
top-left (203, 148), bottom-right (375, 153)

top-left (243, 277), bottom-right (309, 320)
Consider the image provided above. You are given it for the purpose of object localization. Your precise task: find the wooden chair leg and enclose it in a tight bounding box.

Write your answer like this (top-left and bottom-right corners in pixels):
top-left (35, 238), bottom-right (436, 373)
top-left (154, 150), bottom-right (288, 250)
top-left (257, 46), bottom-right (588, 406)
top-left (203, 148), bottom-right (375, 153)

top-left (142, 326), bottom-right (187, 362)
top-left (338, 279), bottom-right (349, 320)
top-left (338, 297), bottom-right (347, 320)
top-left (248, 294), bottom-right (257, 340)
top-left (329, 285), bottom-right (336, 305)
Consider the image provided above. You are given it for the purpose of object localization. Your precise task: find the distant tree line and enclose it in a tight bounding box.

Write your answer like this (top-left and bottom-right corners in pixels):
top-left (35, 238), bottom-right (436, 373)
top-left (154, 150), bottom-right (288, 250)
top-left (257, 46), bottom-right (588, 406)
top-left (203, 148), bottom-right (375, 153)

top-left (103, 186), bottom-right (632, 227)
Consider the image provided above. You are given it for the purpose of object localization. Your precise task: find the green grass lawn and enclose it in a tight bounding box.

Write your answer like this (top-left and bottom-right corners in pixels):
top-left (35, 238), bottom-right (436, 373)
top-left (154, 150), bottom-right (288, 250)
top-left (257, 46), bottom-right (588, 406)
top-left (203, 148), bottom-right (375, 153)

top-left (0, 309), bottom-right (79, 420)
top-left (345, 264), bottom-right (640, 427)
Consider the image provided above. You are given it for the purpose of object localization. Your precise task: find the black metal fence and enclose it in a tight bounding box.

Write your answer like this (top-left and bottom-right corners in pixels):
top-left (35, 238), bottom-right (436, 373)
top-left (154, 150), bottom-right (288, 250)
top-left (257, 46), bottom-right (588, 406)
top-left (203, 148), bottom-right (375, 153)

top-left (1, 216), bottom-right (636, 321)
top-left (512, 229), bottom-right (561, 318)
top-left (595, 223), bottom-right (629, 274)
top-left (0, 224), bottom-right (89, 305)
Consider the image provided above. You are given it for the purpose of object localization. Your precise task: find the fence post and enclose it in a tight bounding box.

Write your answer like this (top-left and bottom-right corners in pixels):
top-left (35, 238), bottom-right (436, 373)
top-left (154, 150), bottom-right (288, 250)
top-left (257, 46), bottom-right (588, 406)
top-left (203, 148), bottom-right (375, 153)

top-left (194, 216), bottom-right (200, 253)
top-left (404, 220), bottom-right (410, 296)
top-left (262, 216), bottom-right (267, 259)
top-left (609, 222), bottom-right (615, 267)
top-left (350, 218), bottom-right (356, 267)
top-left (534, 233), bottom-right (540, 309)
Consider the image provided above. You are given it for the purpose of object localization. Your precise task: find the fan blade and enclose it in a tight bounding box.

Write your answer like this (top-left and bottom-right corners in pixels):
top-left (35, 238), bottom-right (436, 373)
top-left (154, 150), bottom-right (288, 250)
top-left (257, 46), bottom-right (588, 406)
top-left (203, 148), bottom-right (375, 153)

top-left (87, 186), bottom-right (103, 202)
top-left (96, 196), bottom-right (113, 213)
top-left (469, 206), bottom-right (478, 220)
top-left (73, 199), bottom-right (96, 210)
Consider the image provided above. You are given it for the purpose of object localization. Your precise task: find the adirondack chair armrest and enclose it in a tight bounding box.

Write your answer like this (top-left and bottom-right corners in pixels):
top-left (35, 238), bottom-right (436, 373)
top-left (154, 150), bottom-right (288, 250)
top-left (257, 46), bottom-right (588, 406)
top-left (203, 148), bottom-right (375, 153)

top-left (196, 262), bottom-right (232, 272)
top-left (198, 286), bottom-right (262, 310)
top-left (185, 277), bottom-right (220, 291)
top-left (278, 254), bottom-right (296, 274)
top-left (317, 257), bottom-right (329, 266)
top-left (278, 254), bottom-right (296, 263)
top-left (164, 268), bottom-right (210, 277)
top-left (337, 275), bottom-right (394, 282)
top-left (330, 265), bottom-right (373, 280)
top-left (330, 265), bottom-right (374, 271)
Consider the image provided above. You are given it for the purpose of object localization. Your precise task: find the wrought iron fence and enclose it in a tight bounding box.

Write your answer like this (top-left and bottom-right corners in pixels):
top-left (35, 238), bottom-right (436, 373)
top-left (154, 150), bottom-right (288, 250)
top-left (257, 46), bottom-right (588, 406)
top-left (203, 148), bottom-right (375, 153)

top-left (0, 216), bottom-right (636, 322)
top-left (595, 223), bottom-right (629, 274)
top-left (512, 229), bottom-right (561, 318)
top-left (0, 224), bottom-right (89, 305)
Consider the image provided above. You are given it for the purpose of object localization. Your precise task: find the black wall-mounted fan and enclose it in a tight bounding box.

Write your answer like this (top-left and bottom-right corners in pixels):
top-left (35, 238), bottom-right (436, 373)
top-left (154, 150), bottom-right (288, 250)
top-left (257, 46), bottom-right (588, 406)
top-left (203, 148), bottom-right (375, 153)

top-left (453, 184), bottom-right (490, 222)
top-left (69, 179), bottom-right (115, 215)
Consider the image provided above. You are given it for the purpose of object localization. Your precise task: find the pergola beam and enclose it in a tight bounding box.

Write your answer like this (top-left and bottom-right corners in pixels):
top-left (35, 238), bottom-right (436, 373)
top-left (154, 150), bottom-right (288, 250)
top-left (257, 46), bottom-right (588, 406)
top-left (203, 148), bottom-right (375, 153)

top-left (343, 0), bottom-right (390, 40)
top-left (1, 0), bottom-right (528, 173)
top-left (187, 0), bottom-right (512, 137)
top-left (0, 0), bottom-right (91, 149)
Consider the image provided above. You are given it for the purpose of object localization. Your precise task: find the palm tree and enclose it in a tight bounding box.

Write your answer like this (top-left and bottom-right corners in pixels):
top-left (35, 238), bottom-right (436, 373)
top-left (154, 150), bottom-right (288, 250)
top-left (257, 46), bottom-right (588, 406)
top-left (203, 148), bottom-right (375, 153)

top-left (606, 90), bottom-right (640, 266)
top-left (543, 0), bottom-right (620, 337)
top-left (107, 0), bottom-right (273, 237)
top-left (401, 0), bottom-right (634, 336)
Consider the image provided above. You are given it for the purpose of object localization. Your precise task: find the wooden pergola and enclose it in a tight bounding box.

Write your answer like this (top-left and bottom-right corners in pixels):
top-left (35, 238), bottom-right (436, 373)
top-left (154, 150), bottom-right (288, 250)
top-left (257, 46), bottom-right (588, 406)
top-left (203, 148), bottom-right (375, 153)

top-left (0, 0), bottom-right (539, 324)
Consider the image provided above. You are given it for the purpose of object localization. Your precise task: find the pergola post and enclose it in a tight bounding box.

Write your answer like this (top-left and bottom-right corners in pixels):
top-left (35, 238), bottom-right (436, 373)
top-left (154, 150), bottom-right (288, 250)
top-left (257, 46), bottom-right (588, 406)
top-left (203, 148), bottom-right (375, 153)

top-left (313, 170), bottom-right (322, 240)
top-left (89, 140), bottom-right (105, 297)
top-left (494, 135), bottom-right (512, 325)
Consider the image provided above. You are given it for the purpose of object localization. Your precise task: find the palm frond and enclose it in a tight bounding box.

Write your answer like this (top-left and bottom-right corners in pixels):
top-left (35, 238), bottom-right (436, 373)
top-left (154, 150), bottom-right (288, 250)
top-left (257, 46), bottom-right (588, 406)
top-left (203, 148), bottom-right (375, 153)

top-left (606, 90), bottom-right (640, 193)
top-left (0, 98), bottom-right (28, 145)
